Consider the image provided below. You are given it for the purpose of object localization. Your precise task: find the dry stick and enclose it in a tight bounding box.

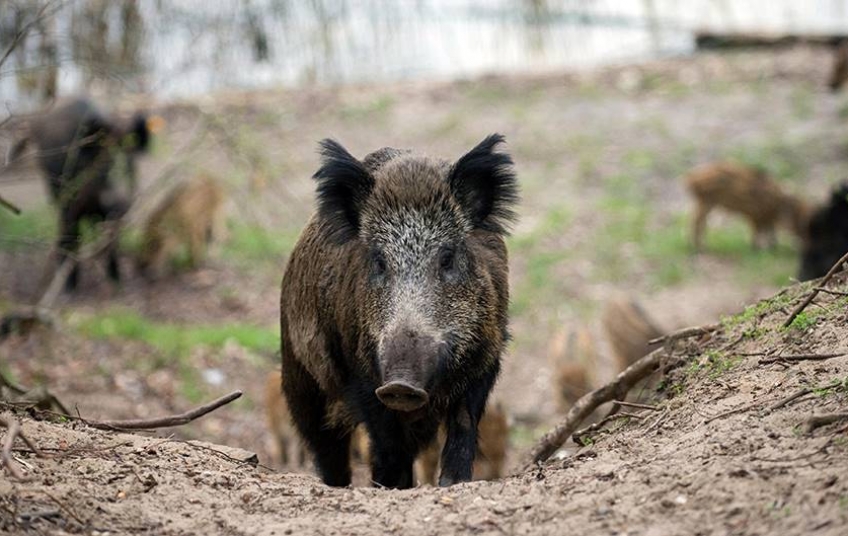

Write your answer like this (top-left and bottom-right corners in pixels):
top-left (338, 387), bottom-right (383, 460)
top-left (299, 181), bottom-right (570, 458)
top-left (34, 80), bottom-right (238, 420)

top-left (611, 400), bottom-right (659, 411)
top-left (648, 323), bottom-right (719, 346)
top-left (803, 412), bottom-right (848, 433)
top-left (759, 352), bottom-right (846, 365)
top-left (783, 251), bottom-right (848, 328)
top-left (814, 287), bottom-right (848, 298)
top-left (0, 417), bottom-right (27, 479)
top-left (704, 399), bottom-right (762, 424)
top-left (0, 194), bottom-right (21, 215)
top-left (40, 490), bottom-right (85, 527)
top-left (572, 412), bottom-right (645, 443)
top-left (522, 347), bottom-right (667, 469)
top-left (0, 415), bottom-right (41, 480)
top-left (81, 390), bottom-right (242, 431)
top-left (0, 0), bottom-right (64, 69)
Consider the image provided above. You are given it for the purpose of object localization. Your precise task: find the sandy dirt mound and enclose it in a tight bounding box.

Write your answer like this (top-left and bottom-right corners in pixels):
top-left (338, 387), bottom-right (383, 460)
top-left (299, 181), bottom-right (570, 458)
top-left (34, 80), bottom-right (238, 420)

top-left (3, 276), bottom-right (848, 535)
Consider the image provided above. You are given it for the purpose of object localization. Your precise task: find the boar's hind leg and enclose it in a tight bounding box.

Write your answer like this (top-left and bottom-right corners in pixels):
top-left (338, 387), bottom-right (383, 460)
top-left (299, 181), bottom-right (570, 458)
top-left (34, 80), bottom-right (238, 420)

top-left (281, 355), bottom-right (352, 486)
top-left (439, 369), bottom-right (498, 487)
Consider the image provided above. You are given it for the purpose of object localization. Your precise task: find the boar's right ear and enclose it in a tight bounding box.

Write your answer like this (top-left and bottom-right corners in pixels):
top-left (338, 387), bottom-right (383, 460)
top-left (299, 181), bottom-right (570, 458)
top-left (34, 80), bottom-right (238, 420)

top-left (313, 139), bottom-right (375, 242)
top-left (448, 134), bottom-right (519, 235)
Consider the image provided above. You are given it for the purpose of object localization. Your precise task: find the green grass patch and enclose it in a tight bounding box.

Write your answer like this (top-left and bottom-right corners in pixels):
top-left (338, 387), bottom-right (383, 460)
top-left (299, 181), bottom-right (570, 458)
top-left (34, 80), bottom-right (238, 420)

top-left (726, 137), bottom-right (806, 183)
top-left (339, 95), bottom-right (395, 122)
top-left (76, 309), bottom-right (279, 357)
top-left (0, 204), bottom-right (56, 251)
top-left (222, 222), bottom-right (299, 264)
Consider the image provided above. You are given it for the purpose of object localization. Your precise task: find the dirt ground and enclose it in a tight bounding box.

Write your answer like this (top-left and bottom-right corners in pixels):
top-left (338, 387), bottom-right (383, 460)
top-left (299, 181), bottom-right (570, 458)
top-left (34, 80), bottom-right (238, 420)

top-left (2, 274), bottom-right (848, 535)
top-left (2, 45), bottom-right (848, 534)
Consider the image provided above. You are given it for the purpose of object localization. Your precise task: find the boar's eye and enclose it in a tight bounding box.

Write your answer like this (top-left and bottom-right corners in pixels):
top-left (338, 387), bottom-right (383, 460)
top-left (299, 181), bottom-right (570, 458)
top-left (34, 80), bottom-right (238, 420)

top-left (439, 247), bottom-right (456, 274)
top-left (371, 251), bottom-right (388, 278)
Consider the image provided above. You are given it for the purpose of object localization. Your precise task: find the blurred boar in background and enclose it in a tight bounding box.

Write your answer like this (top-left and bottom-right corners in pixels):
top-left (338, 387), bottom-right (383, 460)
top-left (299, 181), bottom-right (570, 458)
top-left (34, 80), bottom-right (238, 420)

top-left (279, 134), bottom-right (518, 488)
top-left (264, 370), bottom-right (307, 468)
top-left (548, 327), bottom-right (596, 412)
top-left (137, 173), bottom-right (224, 279)
top-left (685, 162), bottom-right (808, 252)
top-left (602, 297), bottom-right (664, 372)
top-left (829, 40), bottom-right (848, 91)
top-left (799, 183), bottom-right (848, 281)
top-left (7, 97), bottom-right (159, 290)
top-left (416, 400), bottom-right (509, 485)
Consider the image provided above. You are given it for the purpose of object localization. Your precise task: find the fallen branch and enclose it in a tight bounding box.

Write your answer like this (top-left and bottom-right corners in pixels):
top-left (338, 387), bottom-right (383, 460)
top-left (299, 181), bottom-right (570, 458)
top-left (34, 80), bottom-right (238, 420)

top-left (0, 414), bottom-right (43, 480)
top-left (648, 323), bottom-right (718, 346)
top-left (704, 399), bottom-right (761, 424)
top-left (784, 251), bottom-right (848, 328)
top-left (81, 390), bottom-right (242, 431)
top-left (803, 412), bottom-right (848, 433)
top-left (572, 412), bottom-right (644, 444)
top-left (759, 352), bottom-right (846, 365)
top-left (522, 347), bottom-right (667, 469)
top-left (0, 194), bottom-right (21, 215)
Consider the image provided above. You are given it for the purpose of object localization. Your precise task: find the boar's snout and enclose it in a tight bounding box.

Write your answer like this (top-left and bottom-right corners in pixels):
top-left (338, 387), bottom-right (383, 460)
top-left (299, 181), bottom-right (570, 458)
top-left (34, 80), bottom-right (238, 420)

top-left (376, 328), bottom-right (441, 412)
top-left (375, 381), bottom-right (429, 412)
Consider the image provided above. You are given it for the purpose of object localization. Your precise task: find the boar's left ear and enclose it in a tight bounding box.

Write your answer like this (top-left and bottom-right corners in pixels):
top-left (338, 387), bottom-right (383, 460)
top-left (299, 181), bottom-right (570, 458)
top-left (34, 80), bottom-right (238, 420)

top-left (448, 134), bottom-right (519, 235)
top-left (313, 139), bottom-right (375, 242)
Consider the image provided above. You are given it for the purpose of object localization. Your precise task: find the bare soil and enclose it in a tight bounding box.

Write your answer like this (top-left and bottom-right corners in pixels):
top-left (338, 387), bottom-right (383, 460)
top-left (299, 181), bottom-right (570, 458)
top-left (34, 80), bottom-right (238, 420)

top-left (2, 45), bottom-right (848, 534)
top-left (2, 276), bottom-right (848, 535)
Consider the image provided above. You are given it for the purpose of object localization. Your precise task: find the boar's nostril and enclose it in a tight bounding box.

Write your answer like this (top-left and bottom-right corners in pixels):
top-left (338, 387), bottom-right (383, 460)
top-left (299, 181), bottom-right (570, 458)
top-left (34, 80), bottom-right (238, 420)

top-left (375, 381), bottom-right (429, 412)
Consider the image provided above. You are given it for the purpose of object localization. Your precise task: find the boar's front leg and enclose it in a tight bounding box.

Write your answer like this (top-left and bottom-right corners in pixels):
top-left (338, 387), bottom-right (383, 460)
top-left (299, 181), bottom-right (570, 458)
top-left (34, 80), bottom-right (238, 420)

top-left (365, 409), bottom-right (436, 489)
top-left (438, 369), bottom-right (498, 487)
top-left (281, 352), bottom-right (352, 487)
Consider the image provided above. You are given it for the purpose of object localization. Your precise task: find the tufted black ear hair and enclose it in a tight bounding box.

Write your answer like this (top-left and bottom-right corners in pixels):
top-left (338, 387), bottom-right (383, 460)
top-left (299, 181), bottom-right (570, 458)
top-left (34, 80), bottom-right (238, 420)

top-left (313, 139), bottom-right (375, 242)
top-left (447, 134), bottom-right (519, 235)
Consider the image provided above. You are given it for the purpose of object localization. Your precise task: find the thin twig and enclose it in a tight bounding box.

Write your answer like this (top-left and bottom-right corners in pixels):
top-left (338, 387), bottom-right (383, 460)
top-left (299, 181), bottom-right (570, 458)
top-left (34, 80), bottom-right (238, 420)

top-left (81, 390), bottom-right (242, 431)
top-left (521, 346), bottom-right (667, 469)
top-left (769, 388), bottom-right (814, 412)
top-left (704, 399), bottom-right (761, 424)
top-left (784, 251), bottom-right (848, 328)
top-left (41, 490), bottom-right (85, 527)
top-left (648, 323), bottom-right (719, 345)
top-left (0, 194), bottom-right (21, 215)
top-left (814, 287), bottom-right (848, 298)
top-left (572, 412), bottom-right (644, 444)
top-left (759, 352), bottom-right (846, 365)
top-left (611, 400), bottom-right (659, 411)
top-left (803, 412), bottom-right (848, 433)
top-left (0, 0), bottom-right (64, 70)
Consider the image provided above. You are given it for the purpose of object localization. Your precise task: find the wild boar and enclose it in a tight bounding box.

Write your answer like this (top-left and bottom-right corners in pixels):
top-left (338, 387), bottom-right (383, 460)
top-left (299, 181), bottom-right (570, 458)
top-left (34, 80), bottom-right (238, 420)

top-left (8, 97), bottom-right (159, 290)
top-left (799, 183), bottom-right (848, 281)
top-left (416, 400), bottom-right (509, 485)
top-left (137, 173), bottom-right (224, 279)
top-left (548, 327), bottom-right (595, 412)
top-left (264, 370), bottom-right (307, 468)
top-left (685, 162), bottom-right (808, 251)
top-left (279, 134), bottom-right (518, 488)
top-left (601, 297), bottom-right (664, 372)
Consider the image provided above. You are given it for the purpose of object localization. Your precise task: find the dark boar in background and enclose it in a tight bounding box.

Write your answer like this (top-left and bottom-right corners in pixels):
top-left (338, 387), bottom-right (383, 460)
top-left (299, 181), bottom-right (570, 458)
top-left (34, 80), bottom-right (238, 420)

top-left (279, 134), bottom-right (517, 488)
top-left (8, 97), bottom-right (155, 290)
top-left (799, 183), bottom-right (848, 281)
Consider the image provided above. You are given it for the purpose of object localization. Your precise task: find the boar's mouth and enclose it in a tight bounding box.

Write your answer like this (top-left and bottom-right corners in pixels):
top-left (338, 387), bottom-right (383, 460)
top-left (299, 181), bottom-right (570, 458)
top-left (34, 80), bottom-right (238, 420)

top-left (375, 381), bottom-right (429, 412)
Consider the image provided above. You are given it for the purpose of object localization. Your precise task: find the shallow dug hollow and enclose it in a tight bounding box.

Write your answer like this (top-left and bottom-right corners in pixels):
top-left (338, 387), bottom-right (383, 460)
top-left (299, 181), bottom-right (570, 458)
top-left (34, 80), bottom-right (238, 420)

top-left (2, 279), bottom-right (848, 535)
